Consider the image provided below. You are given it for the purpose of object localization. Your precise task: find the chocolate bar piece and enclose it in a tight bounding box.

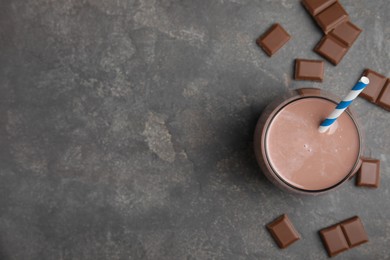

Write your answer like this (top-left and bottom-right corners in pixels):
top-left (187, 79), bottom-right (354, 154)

top-left (319, 216), bottom-right (369, 257)
top-left (266, 214), bottom-right (300, 248)
top-left (377, 79), bottom-right (390, 111)
top-left (330, 21), bottom-right (362, 47)
top-left (359, 69), bottom-right (387, 103)
top-left (314, 35), bottom-right (348, 65)
top-left (319, 225), bottom-right (349, 257)
top-left (301, 0), bottom-right (337, 16)
top-left (256, 24), bottom-right (291, 57)
top-left (340, 217), bottom-right (369, 248)
top-left (356, 158), bottom-right (380, 188)
top-left (294, 59), bottom-right (324, 81)
top-left (314, 2), bottom-right (349, 34)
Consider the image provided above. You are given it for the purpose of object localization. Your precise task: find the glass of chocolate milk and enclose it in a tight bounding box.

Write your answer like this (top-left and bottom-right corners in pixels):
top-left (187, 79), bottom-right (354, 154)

top-left (254, 88), bottom-right (363, 195)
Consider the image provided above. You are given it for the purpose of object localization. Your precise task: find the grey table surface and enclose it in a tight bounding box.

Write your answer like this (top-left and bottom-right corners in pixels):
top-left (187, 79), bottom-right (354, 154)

top-left (0, 0), bottom-right (389, 259)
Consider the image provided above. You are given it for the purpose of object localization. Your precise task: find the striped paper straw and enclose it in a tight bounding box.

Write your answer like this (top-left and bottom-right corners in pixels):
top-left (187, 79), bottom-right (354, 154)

top-left (319, 76), bottom-right (370, 133)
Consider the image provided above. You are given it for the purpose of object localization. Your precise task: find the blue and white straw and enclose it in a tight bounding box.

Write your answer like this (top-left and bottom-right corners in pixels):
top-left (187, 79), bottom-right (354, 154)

top-left (319, 76), bottom-right (370, 133)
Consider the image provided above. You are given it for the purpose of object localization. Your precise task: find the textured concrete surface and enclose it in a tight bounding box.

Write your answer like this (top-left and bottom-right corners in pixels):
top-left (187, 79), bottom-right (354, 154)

top-left (0, 0), bottom-right (389, 259)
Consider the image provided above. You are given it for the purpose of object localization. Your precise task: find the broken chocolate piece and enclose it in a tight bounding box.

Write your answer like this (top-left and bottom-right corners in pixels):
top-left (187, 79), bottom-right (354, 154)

top-left (294, 59), bottom-right (324, 81)
top-left (314, 2), bottom-right (349, 34)
top-left (340, 216), bottom-right (369, 248)
top-left (314, 35), bottom-right (348, 65)
top-left (319, 216), bottom-right (369, 257)
top-left (330, 21), bottom-right (362, 47)
top-left (266, 214), bottom-right (300, 249)
top-left (256, 23), bottom-right (291, 57)
top-left (301, 0), bottom-right (337, 16)
top-left (319, 225), bottom-right (349, 257)
top-left (356, 158), bottom-right (380, 188)
top-left (359, 69), bottom-right (387, 103)
top-left (377, 79), bottom-right (390, 111)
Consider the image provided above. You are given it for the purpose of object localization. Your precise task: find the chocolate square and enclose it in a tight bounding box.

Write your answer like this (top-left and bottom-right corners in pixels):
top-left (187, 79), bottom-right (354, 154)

top-left (340, 216), bottom-right (369, 248)
top-left (377, 79), bottom-right (390, 111)
top-left (356, 158), bottom-right (380, 188)
top-left (330, 21), bottom-right (362, 47)
top-left (314, 2), bottom-right (349, 34)
top-left (294, 59), bottom-right (324, 81)
top-left (256, 24), bottom-right (291, 57)
top-left (359, 69), bottom-right (387, 103)
top-left (301, 0), bottom-right (337, 16)
top-left (314, 35), bottom-right (348, 65)
top-left (266, 214), bottom-right (300, 248)
top-left (319, 225), bottom-right (349, 257)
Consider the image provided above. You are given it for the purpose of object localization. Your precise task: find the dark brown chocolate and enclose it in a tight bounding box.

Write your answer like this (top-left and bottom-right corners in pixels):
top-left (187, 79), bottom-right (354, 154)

top-left (356, 158), bottom-right (380, 188)
top-left (314, 35), bottom-right (348, 65)
top-left (294, 59), bottom-right (324, 81)
top-left (301, 0), bottom-right (337, 16)
top-left (314, 2), bottom-right (349, 34)
top-left (319, 216), bottom-right (369, 257)
top-left (319, 225), bottom-right (349, 257)
top-left (330, 21), bottom-right (362, 47)
top-left (266, 214), bottom-right (300, 249)
top-left (377, 79), bottom-right (390, 111)
top-left (359, 69), bottom-right (387, 103)
top-left (340, 217), bottom-right (369, 248)
top-left (256, 23), bottom-right (291, 57)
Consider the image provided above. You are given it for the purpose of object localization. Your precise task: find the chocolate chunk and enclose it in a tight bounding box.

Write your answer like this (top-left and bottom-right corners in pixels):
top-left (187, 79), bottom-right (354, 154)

top-left (314, 2), bottom-right (349, 34)
top-left (301, 0), bottom-right (337, 16)
top-left (340, 216), bottom-right (369, 248)
top-left (266, 214), bottom-right (300, 248)
top-left (359, 69), bottom-right (387, 103)
top-left (330, 21), bottom-right (362, 47)
top-left (314, 35), bottom-right (348, 65)
top-left (256, 23), bottom-right (291, 57)
top-left (377, 79), bottom-right (390, 111)
top-left (356, 158), bottom-right (380, 188)
top-left (294, 59), bottom-right (324, 81)
top-left (319, 225), bottom-right (349, 257)
top-left (320, 216), bottom-right (369, 257)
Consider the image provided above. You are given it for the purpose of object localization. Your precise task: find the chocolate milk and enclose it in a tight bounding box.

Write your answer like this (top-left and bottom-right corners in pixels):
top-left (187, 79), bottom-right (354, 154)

top-left (265, 97), bottom-right (360, 191)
